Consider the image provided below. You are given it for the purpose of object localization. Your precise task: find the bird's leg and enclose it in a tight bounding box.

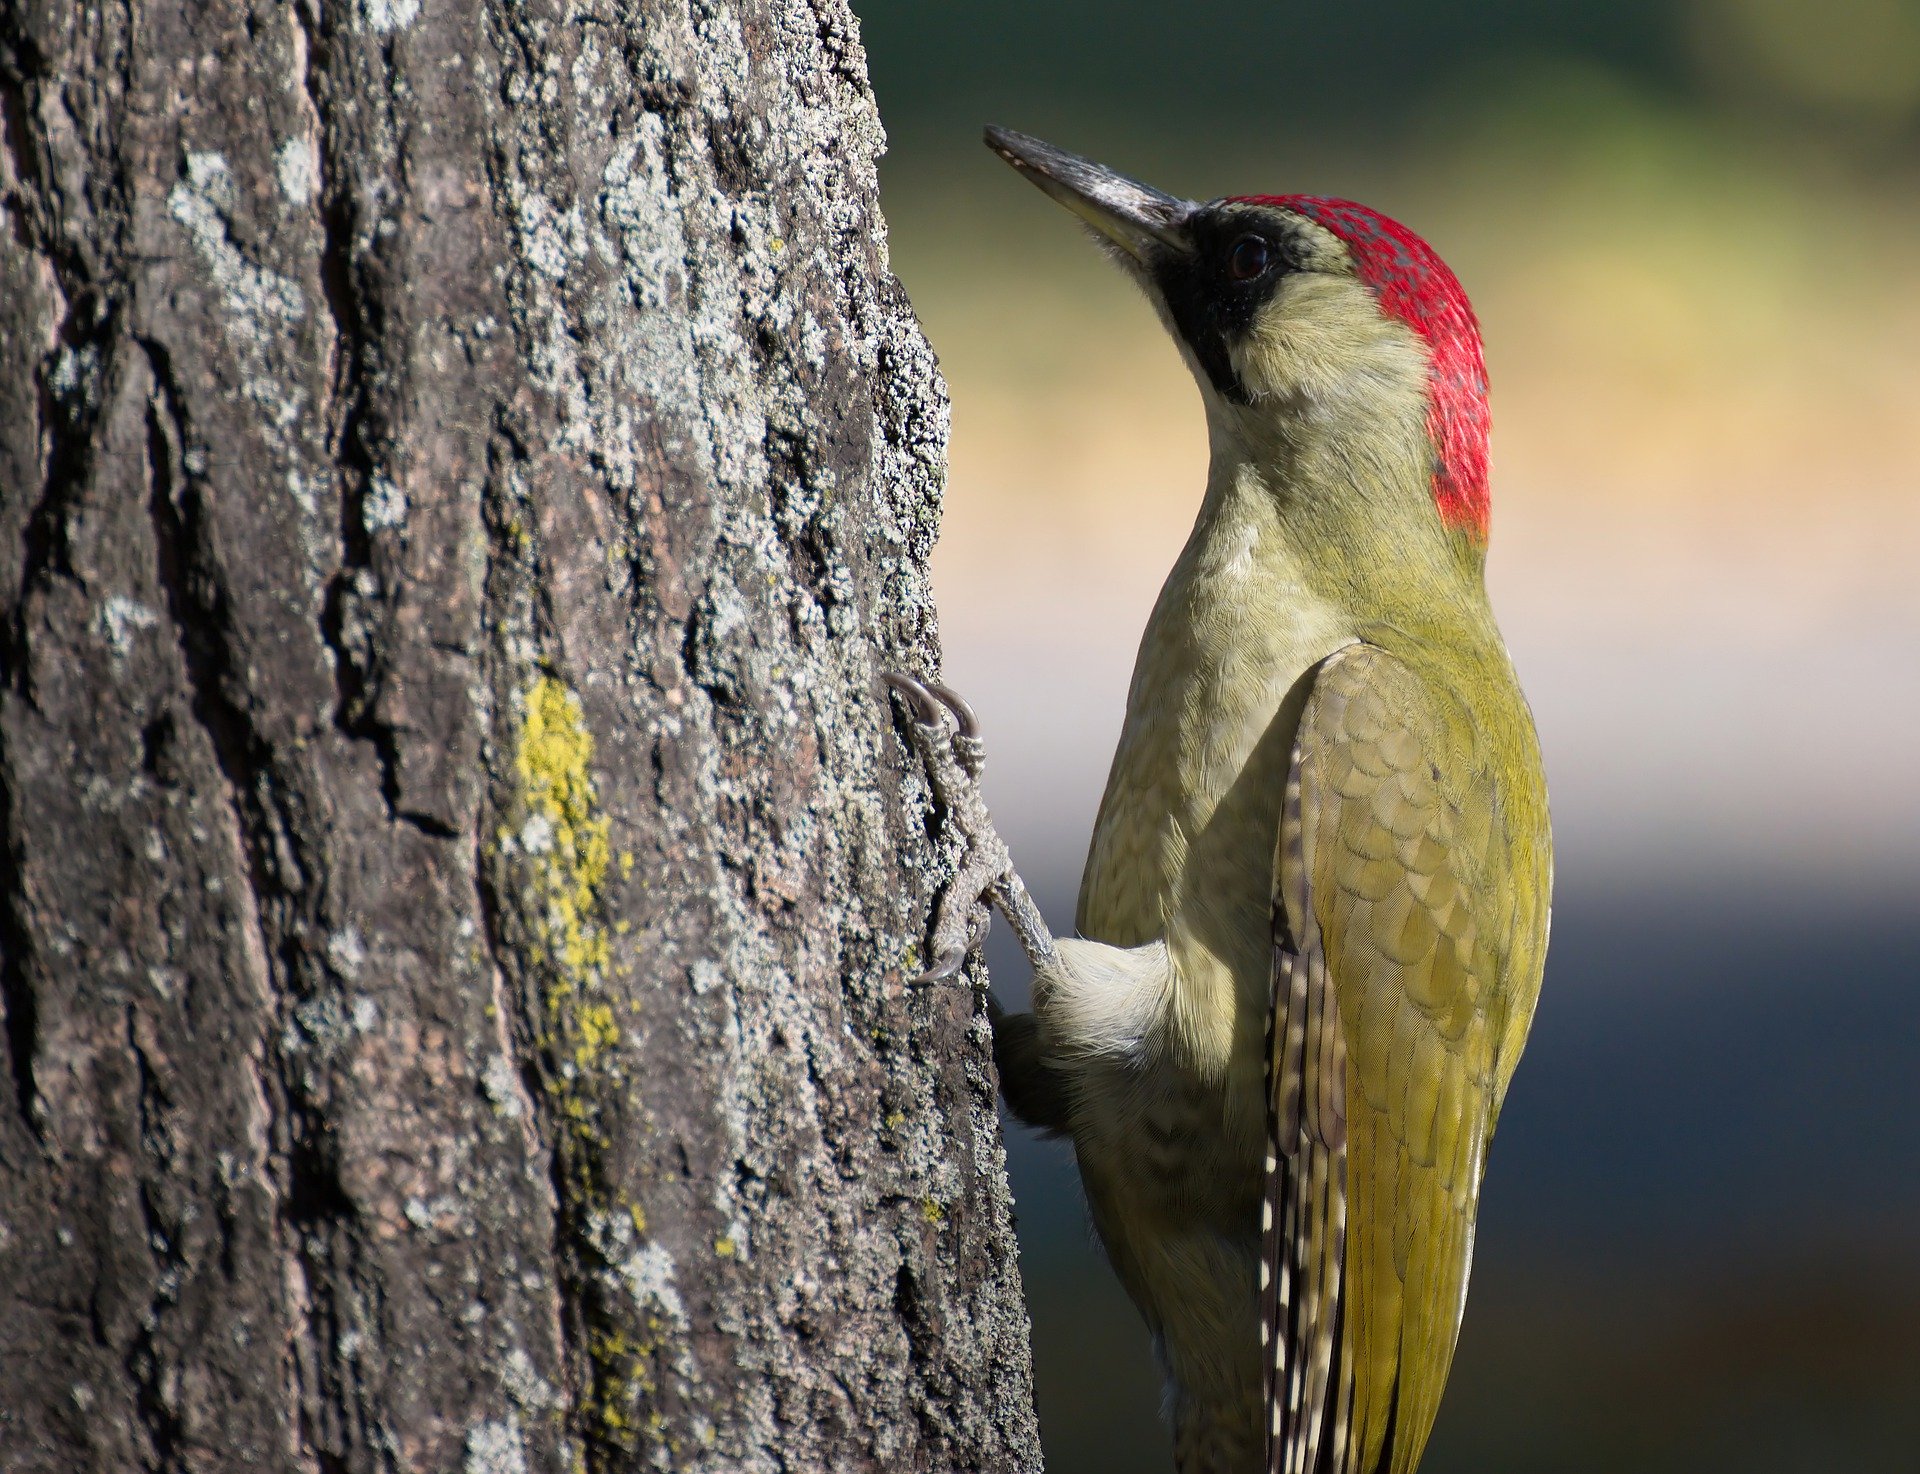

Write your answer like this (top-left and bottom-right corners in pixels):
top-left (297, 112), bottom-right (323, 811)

top-left (884, 672), bottom-right (1058, 984)
top-left (887, 671), bottom-right (1076, 1135)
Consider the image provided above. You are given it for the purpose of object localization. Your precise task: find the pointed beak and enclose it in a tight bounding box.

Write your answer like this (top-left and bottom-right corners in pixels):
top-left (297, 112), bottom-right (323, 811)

top-left (983, 127), bottom-right (1194, 264)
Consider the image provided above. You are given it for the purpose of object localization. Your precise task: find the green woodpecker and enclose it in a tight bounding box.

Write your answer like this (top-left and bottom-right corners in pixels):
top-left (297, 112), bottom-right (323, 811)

top-left (888, 128), bottom-right (1550, 1474)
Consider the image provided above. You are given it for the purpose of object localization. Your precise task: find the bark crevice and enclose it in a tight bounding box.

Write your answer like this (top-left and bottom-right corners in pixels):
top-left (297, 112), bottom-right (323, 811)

top-left (0, 738), bottom-right (41, 1141)
top-left (138, 329), bottom-right (364, 1472)
top-left (125, 1007), bottom-right (190, 1474)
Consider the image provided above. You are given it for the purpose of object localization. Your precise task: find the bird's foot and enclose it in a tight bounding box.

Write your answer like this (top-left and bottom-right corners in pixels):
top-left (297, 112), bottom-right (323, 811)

top-left (885, 671), bottom-right (1057, 984)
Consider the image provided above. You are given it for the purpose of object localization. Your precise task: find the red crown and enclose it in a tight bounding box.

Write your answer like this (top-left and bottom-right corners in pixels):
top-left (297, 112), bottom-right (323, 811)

top-left (1232, 196), bottom-right (1490, 542)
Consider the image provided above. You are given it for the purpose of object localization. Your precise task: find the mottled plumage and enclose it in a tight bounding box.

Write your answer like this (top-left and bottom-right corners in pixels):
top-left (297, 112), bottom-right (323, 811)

top-left (1266, 643), bottom-right (1548, 1473)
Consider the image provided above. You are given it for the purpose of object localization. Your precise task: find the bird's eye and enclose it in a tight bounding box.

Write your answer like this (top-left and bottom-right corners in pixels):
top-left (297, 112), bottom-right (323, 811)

top-left (1226, 235), bottom-right (1272, 281)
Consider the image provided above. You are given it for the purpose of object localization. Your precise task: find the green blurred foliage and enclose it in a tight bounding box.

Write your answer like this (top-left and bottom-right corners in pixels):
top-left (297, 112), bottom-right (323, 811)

top-left (861, 0), bottom-right (1920, 165)
top-left (862, 1), bottom-right (1678, 148)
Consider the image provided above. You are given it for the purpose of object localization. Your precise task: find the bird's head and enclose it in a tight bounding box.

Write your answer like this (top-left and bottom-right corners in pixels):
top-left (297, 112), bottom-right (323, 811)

top-left (985, 127), bottom-right (1490, 556)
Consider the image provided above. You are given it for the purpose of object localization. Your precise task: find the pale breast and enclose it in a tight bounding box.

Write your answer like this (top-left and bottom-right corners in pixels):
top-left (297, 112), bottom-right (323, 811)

top-left (1078, 498), bottom-right (1348, 1090)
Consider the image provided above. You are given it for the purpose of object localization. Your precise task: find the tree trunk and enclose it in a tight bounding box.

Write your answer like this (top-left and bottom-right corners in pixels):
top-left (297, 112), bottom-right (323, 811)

top-left (0, 2), bottom-right (1040, 1471)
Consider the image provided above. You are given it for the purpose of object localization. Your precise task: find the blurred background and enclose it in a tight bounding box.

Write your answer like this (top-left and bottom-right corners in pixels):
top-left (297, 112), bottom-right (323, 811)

top-left (858, 1), bottom-right (1920, 1470)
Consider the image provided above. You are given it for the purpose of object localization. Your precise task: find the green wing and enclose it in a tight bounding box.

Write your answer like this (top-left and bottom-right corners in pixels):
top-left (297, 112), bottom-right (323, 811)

top-left (1263, 642), bottom-right (1549, 1474)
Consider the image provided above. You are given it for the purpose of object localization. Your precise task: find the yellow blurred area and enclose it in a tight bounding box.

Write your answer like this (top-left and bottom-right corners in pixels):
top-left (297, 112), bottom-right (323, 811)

top-left (886, 72), bottom-right (1920, 892)
top-left (1691, 0), bottom-right (1920, 120)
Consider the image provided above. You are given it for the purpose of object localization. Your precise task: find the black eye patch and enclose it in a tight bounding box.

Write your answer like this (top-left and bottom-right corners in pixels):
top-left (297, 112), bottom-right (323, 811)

top-left (1152, 209), bottom-right (1301, 404)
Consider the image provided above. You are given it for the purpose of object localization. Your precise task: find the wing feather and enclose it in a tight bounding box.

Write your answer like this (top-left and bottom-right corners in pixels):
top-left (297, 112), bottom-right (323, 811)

top-left (1263, 643), bottom-right (1549, 1474)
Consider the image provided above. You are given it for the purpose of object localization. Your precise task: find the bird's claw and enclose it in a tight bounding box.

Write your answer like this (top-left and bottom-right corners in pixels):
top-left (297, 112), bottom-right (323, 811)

top-left (919, 679), bottom-right (979, 738)
top-left (886, 669), bottom-right (1011, 983)
top-left (910, 908), bottom-right (993, 985)
top-left (923, 682), bottom-right (984, 777)
top-left (885, 671), bottom-right (985, 779)
top-left (882, 670), bottom-right (945, 727)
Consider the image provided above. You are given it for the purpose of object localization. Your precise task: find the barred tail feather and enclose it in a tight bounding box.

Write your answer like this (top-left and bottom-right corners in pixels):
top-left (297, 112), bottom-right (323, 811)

top-left (1264, 941), bottom-right (1353, 1474)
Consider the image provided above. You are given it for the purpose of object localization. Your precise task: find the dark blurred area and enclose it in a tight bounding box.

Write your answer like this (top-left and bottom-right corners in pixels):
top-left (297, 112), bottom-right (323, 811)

top-left (864, 0), bottom-right (1920, 175)
top-left (857, 2), bottom-right (1920, 1470)
top-left (866, 2), bottom-right (1681, 147)
top-left (984, 889), bottom-right (1920, 1473)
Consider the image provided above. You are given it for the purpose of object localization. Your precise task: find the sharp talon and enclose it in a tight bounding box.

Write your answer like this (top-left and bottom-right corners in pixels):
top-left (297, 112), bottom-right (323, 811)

top-left (882, 670), bottom-right (943, 727)
top-left (922, 680), bottom-right (980, 739)
top-left (912, 947), bottom-right (968, 985)
top-left (911, 907), bottom-right (992, 985)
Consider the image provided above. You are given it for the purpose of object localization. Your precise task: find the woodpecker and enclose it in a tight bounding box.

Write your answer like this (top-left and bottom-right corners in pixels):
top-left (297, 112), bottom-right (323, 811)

top-left (889, 128), bottom-right (1550, 1474)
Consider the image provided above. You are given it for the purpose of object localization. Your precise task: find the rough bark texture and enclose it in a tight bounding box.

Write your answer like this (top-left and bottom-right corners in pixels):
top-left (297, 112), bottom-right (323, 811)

top-left (0, 2), bottom-right (1041, 1471)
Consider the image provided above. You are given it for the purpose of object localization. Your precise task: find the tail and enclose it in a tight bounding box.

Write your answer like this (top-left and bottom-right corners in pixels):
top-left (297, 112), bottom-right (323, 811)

top-left (1263, 937), bottom-right (1357, 1474)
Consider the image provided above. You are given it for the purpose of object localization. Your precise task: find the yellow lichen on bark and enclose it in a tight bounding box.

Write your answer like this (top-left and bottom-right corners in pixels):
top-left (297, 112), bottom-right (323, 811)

top-left (514, 674), bottom-right (653, 1452)
top-left (516, 674), bottom-right (618, 1076)
top-left (517, 674), bottom-right (613, 983)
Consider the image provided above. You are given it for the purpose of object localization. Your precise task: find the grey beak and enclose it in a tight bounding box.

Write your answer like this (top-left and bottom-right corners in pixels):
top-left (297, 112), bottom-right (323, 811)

top-left (984, 127), bottom-right (1194, 263)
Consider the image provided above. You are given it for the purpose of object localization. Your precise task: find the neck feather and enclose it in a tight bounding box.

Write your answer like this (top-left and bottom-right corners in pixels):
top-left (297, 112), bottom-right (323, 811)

top-left (1201, 404), bottom-right (1489, 636)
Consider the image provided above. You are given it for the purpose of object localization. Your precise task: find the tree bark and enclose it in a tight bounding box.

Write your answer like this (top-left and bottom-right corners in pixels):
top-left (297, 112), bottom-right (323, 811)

top-left (0, 2), bottom-right (1040, 1471)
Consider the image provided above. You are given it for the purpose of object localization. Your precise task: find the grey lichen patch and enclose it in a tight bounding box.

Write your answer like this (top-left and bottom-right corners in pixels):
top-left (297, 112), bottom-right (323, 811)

top-left (364, 474), bottom-right (409, 532)
top-left (480, 1054), bottom-right (525, 1119)
top-left (404, 1194), bottom-right (463, 1234)
top-left (501, 1347), bottom-right (561, 1415)
top-left (361, 0), bottom-right (421, 34)
top-left (275, 136), bottom-right (318, 207)
top-left (98, 595), bottom-right (159, 660)
top-left (156, 136), bottom-right (332, 613)
top-left (167, 151), bottom-right (305, 330)
top-left (613, 1239), bottom-right (687, 1330)
top-left (283, 990), bottom-right (360, 1072)
top-left (597, 117), bottom-right (679, 310)
top-left (511, 189), bottom-right (587, 285)
top-left (326, 926), bottom-right (367, 979)
top-left (285, 467), bottom-right (323, 518)
top-left (464, 1417), bottom-right (530, 1474)
top-left (47, 339), bottom-right (103, 407)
